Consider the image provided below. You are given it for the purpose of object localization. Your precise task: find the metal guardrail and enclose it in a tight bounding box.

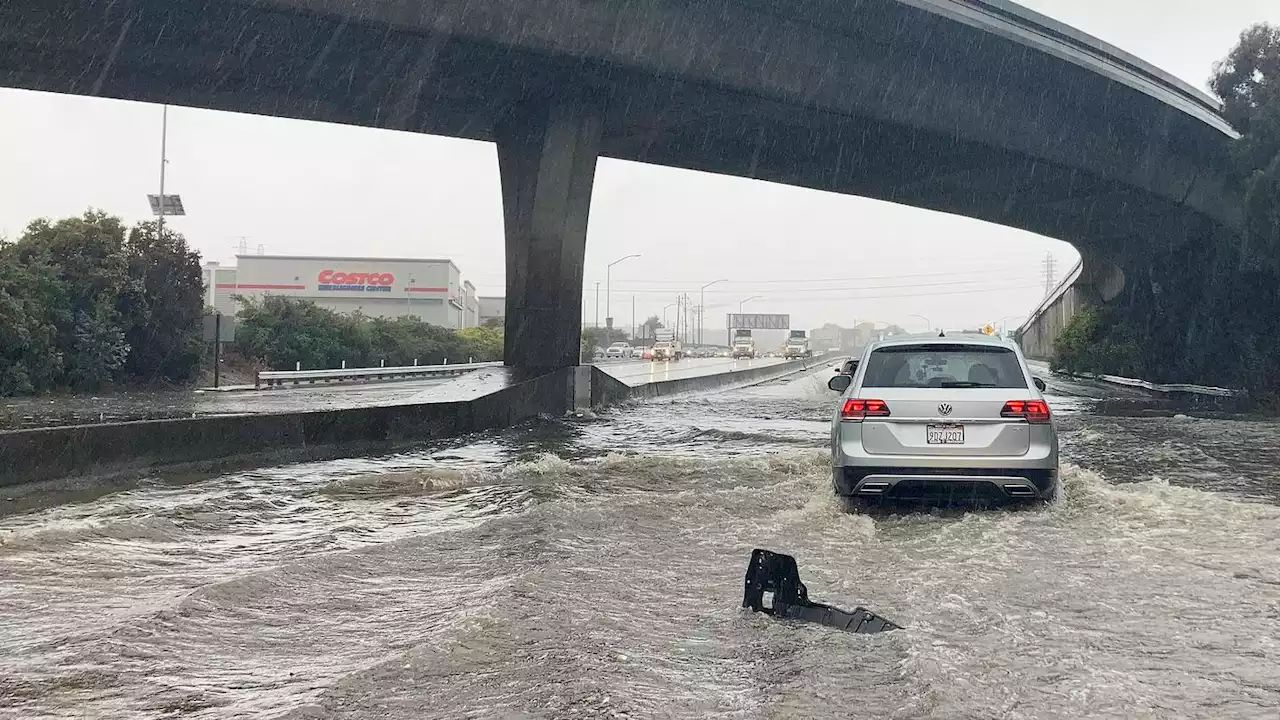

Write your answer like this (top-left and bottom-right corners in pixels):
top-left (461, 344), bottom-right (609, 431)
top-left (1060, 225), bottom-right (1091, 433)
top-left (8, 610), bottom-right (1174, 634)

top-left (1084, 373), bottom-right (1242, 398)
top-left (1027, 360), bottom-right (1242, 397)
top-left (255, 361), bottom-right (503, 389)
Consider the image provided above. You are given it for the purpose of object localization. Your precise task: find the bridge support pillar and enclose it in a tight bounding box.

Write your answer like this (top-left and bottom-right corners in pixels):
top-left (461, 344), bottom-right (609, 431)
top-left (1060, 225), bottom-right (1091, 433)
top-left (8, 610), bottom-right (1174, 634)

top-left (495, 95), bottom-right (603, 375)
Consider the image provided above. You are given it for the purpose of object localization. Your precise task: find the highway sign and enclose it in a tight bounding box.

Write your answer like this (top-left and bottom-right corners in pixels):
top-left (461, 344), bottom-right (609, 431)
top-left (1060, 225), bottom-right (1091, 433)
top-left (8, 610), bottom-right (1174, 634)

top-left (727, 313), bottom-right (790, 330)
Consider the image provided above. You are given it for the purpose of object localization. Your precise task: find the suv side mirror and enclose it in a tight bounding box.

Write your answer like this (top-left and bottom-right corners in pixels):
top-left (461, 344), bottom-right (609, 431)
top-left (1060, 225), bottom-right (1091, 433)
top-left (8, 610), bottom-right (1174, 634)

top-left (828, 374), bottom-right (852, 392)
top-left (843, 360), bottom-right (858, 374)
top-left (1033, 377), bottom-right (1047, 392)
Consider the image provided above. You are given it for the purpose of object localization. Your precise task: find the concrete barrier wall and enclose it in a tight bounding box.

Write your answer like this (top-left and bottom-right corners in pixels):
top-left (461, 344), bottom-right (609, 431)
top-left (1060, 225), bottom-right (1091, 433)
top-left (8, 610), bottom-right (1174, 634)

top-left (1017, 252), bottom-right (1126, 362)
top-left (1019, 283), bottom-right (1085, 361)
top-left (596, 356), bottom-right (831, 405)
top-left (0, 368), bottom-right (575, 488)
top-left (0, 358), bottom-right (824, 488)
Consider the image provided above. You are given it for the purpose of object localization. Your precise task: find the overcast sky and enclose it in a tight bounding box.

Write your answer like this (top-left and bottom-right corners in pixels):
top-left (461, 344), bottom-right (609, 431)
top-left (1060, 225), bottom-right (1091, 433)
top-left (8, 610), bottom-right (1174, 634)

top-left (2, 0), bottom-right (1277, 334)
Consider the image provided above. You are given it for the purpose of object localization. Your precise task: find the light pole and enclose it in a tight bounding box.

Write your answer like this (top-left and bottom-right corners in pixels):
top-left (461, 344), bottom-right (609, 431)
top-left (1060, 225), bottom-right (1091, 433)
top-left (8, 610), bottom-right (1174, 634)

top-left (910, 314), bottom-right (932, 333)
top-left (158, 105), bottom-right (168, 233)
top-left (146, 105), bottom-right (185, 230)
top-left (735, 295), bottom-right (762, 346)
top-left (595, 282), bottom-right (601, 329)
top-left (606, 254), bottom-right (641, 334)
top-left (663, 303), bottom-right (676, 329)
top-left (406, 277), bottom-right (416, 317)
top-left (700, 279), bottom-right (728, 345)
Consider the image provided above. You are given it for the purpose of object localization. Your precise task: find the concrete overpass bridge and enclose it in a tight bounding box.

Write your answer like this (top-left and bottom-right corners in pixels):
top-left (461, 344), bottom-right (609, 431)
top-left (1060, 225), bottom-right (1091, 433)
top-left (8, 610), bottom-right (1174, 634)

top-left (1, 0), bottom-right (1244, 373)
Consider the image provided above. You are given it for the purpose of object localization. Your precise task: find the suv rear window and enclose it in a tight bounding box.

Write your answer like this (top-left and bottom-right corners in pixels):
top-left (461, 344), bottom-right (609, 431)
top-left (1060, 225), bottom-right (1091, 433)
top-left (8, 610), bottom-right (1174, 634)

top-left (861, 344), bottom-right (1027, 389)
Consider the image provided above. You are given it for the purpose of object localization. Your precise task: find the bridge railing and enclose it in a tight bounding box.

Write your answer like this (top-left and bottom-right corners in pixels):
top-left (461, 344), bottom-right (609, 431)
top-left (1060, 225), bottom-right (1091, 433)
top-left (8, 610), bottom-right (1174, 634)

top-left (255, 361), bottom-right (503, 389)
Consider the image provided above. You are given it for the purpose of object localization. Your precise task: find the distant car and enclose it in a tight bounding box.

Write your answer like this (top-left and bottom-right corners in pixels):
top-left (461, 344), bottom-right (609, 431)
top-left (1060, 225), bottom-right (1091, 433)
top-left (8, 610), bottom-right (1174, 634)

top-left (641, 348), bottom-right (653, 360)
top-left (827, 333), bottom-right (1058, 511)
top-left (605, 342), bottom-right (633, 359)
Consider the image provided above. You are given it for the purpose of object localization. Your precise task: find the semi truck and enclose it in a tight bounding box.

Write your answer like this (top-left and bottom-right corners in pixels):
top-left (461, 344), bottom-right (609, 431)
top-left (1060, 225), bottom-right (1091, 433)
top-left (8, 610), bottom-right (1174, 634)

top-left (651, 330), bottom-right (683, 361)
top-left (783, 330), bottom-right (812, 359)
top-left (731, 329), bottom-right (756, 359)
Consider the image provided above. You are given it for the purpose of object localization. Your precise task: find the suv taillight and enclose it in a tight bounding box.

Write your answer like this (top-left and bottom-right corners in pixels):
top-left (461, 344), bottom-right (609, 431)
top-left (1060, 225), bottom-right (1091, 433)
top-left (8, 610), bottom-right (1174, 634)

top-left (840, 398), bottom-right (890, 421)
top-left (1001, 399), bottom-right (1050, 423)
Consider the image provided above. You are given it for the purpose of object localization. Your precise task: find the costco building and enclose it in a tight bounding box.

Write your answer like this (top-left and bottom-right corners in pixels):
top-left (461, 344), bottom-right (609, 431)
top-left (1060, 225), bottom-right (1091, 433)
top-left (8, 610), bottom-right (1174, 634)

top-left (203, 254), bottom-right (480, 329)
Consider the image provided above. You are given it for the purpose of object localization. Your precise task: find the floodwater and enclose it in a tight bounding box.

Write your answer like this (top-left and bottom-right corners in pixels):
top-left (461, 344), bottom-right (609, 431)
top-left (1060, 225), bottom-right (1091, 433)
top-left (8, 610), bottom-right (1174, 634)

top-left (2, 368), bottom-right (1279, 719)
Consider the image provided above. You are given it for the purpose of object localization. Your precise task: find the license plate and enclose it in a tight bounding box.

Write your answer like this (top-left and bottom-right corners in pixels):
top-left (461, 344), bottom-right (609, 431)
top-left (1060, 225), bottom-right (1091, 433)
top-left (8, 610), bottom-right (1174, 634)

top-left (926, 423), bottom-right (965, 444)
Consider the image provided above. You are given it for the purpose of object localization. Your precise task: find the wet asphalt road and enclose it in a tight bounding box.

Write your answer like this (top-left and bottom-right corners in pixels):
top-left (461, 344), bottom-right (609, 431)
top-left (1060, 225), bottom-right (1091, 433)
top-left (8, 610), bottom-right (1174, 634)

top-left (2, 367), bottom-right (1279, 718)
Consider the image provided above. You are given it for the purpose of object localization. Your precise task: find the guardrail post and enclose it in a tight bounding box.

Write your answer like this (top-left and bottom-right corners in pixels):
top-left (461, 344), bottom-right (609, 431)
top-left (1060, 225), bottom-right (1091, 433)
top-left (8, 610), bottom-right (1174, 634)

top-left (341, 360), bottom-right (346, 369)
top-left (443, 358), bottom-right (448, 365)
top-left (414, 358), bottom-right (418, 366)
top-left (296, 361), bottom-right (301, 371)
top-left (255, 372), bottom-right (261, 390)
top-left (381, 359), bottom-right (385, 367)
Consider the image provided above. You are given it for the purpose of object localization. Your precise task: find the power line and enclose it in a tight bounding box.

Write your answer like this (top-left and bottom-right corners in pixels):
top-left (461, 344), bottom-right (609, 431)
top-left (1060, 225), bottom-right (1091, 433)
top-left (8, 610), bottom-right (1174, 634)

top-left (587, 274), bottom-right (1044, 295)
top-left (583, 263), bottom-right (1050, 286)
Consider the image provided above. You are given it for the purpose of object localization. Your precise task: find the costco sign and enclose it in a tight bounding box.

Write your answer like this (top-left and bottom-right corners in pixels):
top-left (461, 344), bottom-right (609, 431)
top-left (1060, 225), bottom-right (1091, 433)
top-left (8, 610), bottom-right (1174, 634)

top-left (317, 270), bottom-right (395, 292)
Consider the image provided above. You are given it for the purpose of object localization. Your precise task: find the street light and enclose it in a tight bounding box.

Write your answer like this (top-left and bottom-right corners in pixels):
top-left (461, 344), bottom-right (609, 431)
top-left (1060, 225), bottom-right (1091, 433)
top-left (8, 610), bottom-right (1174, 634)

top-left (734, 295), bottom-right (762, 346)
top-left (663, 302), bottom-right (676, 328)
top-left (606, 254), bottom-right (641, 333)
top-left (146, 105), bottom-right (185, 231)
top-left (700, 279), bottom-right (728, 345)
top-left (909, 314), bottom-right (932, 332)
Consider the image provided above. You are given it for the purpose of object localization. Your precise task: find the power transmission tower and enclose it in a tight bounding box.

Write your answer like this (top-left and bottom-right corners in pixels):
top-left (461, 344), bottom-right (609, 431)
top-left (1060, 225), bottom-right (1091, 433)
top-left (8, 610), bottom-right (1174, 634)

top-left (1042, 252), bottom-right (1056, 296)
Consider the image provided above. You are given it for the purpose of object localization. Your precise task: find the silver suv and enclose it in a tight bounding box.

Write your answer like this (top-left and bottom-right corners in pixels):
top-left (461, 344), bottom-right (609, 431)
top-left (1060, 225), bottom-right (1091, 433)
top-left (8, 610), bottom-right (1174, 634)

top-left (827, 334), bottom-right (1058, 510)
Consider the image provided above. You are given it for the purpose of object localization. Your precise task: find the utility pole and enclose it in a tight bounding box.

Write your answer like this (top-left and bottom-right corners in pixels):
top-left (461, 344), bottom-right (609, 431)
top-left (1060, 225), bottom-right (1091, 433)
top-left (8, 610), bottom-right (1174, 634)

top-left (1043, 252), bottom-right (1057, 296)
top-left (675, 294), bottom-right (683, 343)
top-left (631, 295), bottom-right (636, 341)
top-left (683, 294), bottom-right (691, 344)
top-left (594, 282), bottom-right (601, 329)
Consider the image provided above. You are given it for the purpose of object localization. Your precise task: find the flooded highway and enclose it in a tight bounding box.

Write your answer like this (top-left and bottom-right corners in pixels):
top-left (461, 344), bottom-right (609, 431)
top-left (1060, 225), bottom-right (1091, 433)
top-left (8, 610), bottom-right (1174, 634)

top-left (2, 367), bottom-right (1280, 718)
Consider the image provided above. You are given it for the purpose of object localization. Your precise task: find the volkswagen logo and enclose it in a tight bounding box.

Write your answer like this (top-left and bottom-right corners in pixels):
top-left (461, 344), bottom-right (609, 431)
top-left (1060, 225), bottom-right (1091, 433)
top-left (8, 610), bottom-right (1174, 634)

top-left (938, 403), bottom-right (953, 416)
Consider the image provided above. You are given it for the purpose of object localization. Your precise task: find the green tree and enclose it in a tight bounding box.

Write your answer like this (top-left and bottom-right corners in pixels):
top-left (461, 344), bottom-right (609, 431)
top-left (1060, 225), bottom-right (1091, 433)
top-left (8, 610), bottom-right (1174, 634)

top-left (456, 326), bottom-right (503, 362)
top-left (234, 295), bottom-right (370, 370)
top-left (1211, 22), bottom-right (1280, 262)
top-left (0, 255), bottom-right (63, 395)
top-left (121, 221), bottom-right (205, 384)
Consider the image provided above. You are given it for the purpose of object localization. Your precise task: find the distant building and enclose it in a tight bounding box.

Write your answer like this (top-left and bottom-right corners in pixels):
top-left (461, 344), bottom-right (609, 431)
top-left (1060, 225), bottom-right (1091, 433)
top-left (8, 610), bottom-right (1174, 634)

top-left (462, 281), bottom-right (479, 328)
top-left (201, 262), bottom-right (239, 317)
top-left (478, 296), bottom-right (505, 326)
top-left (200, 254), bottom-right (478, 329)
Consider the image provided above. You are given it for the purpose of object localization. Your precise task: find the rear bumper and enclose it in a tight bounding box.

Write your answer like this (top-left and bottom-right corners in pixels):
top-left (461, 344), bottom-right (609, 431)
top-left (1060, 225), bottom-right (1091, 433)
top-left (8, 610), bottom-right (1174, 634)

top-left (833, 465), bottom-right (1058, 501)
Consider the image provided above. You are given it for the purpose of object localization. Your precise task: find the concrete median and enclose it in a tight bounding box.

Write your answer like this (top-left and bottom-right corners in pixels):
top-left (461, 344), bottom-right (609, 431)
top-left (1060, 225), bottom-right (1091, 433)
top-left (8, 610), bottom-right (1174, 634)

top-left (0, 357), bottom-right (830, 488)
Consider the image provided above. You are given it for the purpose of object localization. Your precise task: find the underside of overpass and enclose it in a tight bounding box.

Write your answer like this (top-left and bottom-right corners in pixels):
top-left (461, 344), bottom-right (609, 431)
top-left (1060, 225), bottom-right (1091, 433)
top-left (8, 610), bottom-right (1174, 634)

top-left (0, 0), bottom-right (1245, 373)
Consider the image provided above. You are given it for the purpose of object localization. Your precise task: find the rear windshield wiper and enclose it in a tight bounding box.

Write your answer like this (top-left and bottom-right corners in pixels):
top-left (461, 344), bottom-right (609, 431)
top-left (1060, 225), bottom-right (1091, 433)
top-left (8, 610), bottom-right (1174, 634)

top-left (939, 381), bottom-right (996, 388)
